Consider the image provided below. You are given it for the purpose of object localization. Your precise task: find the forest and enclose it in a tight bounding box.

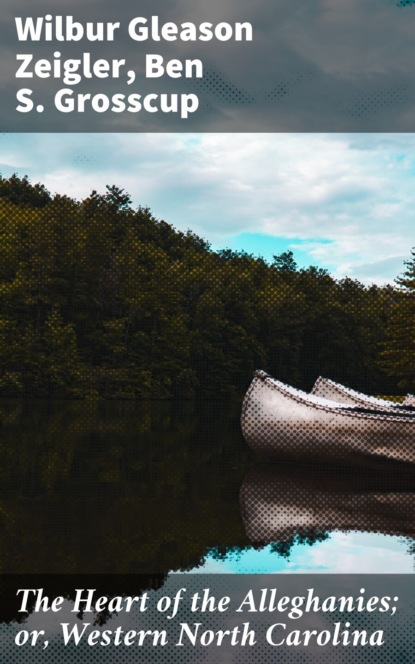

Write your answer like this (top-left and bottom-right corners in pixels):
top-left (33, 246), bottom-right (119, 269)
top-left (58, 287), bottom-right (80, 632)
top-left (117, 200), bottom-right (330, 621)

top-left (0, 173), bottom-right (413, 399)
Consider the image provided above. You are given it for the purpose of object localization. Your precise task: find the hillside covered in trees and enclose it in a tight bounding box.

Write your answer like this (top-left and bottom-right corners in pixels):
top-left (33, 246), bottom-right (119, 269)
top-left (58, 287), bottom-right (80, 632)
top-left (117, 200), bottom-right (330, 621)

top-left (0, 174), bottom-right (411, 399)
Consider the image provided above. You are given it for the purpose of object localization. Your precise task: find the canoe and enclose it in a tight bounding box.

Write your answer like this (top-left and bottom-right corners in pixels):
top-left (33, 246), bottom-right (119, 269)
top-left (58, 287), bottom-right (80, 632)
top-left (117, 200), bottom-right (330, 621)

top-left (404, 394), bottom-right (415, 406)
top-left (240, 462), bottom-right (415, 544)
top-left (241, 370), bottom-right (415, 463)
top-left (311, 376), bottom-right (409, 411)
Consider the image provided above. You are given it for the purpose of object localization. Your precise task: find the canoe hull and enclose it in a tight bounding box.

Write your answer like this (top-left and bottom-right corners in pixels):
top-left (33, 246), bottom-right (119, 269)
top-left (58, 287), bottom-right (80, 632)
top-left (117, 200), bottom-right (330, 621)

top-left (241, 371), bottom-right (415, 463)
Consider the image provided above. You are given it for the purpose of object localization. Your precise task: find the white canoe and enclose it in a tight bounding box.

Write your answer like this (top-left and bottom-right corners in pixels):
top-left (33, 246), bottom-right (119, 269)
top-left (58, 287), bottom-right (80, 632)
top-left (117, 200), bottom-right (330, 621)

top-left (311, 376), bottom-right (408, 411)
top-left (404, 394), bottom-right (415, 406)
top-left (241, 370), bottom-right (415, 463)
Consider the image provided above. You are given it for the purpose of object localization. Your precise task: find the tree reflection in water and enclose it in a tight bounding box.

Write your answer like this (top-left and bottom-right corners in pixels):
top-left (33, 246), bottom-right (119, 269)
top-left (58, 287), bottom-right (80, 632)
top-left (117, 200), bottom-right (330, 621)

top-left (0, 399), bottom-right (414, 622)
top-left (0, 399), bottom-right (252, 575)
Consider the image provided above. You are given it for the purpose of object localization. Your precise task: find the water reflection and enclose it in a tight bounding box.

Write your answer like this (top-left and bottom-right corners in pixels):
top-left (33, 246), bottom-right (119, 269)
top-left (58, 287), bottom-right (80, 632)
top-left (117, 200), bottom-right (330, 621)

top-left (0, 399), bottom-right (252, 574)
top-left (1, 399), bottom-right (414, 577)
top-left (239, 460), bottom-right (415, 544)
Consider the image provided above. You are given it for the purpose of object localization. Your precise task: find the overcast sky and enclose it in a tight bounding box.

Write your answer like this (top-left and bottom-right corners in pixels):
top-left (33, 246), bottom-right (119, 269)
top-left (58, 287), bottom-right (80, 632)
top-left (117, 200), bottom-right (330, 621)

top-left (1, 132), bottom-right (414, 284)
top-left (3, 0), bottom-right (415, 131)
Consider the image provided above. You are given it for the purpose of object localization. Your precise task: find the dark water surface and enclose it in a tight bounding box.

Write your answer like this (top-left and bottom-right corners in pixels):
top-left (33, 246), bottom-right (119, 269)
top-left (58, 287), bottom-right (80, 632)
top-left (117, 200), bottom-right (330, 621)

top-left (1, 399), bottom-right (414, 576)
top-left (0, 399), bottom-right (253, 575)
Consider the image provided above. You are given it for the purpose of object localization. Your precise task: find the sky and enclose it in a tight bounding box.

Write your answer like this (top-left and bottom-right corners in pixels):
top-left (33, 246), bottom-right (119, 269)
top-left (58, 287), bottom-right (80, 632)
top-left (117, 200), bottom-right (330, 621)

top-left (1, 132), bottom-right (414, 284)
top-left (2, 4), bottom-right (415, 281)
top-left (198, 532), bottom-right (414, 574)
top-left (4, 0), bottom-right (415, 133)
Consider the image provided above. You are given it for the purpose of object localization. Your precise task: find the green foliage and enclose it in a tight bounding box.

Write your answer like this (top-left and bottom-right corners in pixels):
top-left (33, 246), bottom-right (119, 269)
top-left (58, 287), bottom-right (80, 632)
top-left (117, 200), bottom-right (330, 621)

top-left (380, 249), bottom-right (415, 390)
top-left (0, 174), bottom-right (404, 398)
top-left (0, 173), bottom-right (51, 208)
top-left (272, 250), bottom-right (298, 272)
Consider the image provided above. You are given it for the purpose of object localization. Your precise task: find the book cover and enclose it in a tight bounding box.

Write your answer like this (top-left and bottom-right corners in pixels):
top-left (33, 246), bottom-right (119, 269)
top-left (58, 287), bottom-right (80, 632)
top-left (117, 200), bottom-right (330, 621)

top-left (0, 1), bottom-right (413, 661)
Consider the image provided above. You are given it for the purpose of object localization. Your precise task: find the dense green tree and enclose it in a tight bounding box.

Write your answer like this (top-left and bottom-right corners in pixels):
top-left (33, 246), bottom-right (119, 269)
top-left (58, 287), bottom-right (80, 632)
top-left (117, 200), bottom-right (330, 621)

top-left (0, 175), bottom-right (405, 399)
top-left (380, 250), bottom-right (415, 391)
top-left (0, 174), bottom-right (50, 208)
top-left (272, 249), bottom-right (298, 272)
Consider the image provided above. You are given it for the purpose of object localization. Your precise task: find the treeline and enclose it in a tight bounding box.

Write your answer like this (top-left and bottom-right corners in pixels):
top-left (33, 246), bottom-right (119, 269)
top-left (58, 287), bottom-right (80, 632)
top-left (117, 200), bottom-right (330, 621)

top-left (0, 174), bottom-right (409, 398)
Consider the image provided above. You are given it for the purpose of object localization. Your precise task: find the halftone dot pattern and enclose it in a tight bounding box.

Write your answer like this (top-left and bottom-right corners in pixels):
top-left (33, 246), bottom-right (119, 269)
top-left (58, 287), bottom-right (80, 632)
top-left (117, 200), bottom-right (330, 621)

top-left (310, 376), bottom-right (404, 410)
top-left (241, 371), bottom-right (415, 464)
top-left (264, 71), bottom-right (312, 104)
top-left (73, 154), bottom-right (98, 167)
top-left (240, 462), bottom-right (415, 545)
top-left (313, 85), bottom-right (411, 131)
top-left (192, 68), bottom-right (255, 105)
top-left (0, 180), bottom-right (415, 663)
top-left (0, 575), bottom-right (413, 662)
top-left (347, 87), bottom-right (409, 119)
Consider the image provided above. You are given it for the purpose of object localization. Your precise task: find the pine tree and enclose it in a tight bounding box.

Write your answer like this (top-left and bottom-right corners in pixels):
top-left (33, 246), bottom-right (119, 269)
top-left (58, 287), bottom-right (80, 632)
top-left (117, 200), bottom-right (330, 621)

top-left (380, 249), bottom-right (415, 391)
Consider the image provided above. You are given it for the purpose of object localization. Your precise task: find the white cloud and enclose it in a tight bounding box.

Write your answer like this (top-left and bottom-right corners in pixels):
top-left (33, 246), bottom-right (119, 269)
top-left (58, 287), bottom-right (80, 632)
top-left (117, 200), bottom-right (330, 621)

top-left (290, 532), bottom-right (414, 574)
top-left (190, 532), bottom-right (414, 574)
top-left (1, 132), bottom-right (415, 282)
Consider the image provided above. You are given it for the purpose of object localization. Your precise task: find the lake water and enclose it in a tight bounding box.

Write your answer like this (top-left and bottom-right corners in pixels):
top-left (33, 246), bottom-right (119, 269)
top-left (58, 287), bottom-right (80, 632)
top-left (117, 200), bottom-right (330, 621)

top-left (1, 399), bottom-right (414, 575)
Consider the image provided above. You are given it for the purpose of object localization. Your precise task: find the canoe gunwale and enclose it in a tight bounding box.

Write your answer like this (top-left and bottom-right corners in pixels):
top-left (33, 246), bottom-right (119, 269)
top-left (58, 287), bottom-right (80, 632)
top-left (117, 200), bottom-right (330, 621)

top-left (311, 375), bottom-right (401, 410)
top-left (248, 370), bottom-right (415, 424)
